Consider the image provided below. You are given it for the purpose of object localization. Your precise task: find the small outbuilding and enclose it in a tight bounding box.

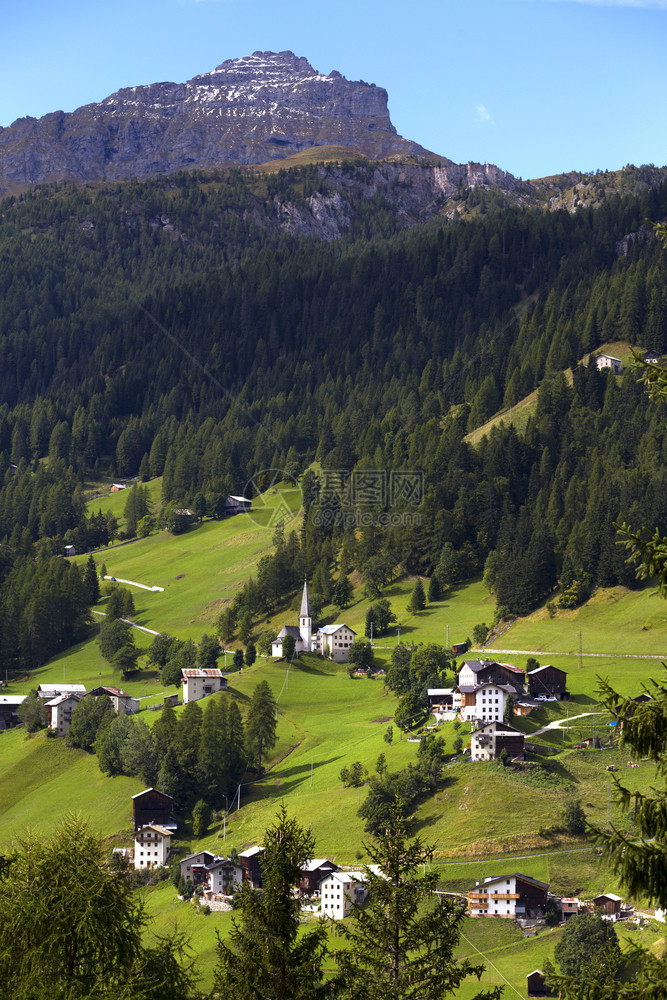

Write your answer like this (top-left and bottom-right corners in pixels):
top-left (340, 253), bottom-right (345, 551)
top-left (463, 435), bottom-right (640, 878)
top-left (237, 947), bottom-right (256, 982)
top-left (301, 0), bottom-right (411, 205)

top-left (527, 664), bottom-right (568, 700)
top-left (131, 787), bottom-right (176, 832)
top-left (526, 969), bottom-right (547, 997)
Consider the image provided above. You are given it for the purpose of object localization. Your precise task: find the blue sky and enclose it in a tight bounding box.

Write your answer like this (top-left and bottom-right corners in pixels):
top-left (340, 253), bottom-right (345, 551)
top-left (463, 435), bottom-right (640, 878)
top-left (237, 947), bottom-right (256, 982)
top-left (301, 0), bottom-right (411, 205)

top-left (1, 0), bottom-right (666, 179)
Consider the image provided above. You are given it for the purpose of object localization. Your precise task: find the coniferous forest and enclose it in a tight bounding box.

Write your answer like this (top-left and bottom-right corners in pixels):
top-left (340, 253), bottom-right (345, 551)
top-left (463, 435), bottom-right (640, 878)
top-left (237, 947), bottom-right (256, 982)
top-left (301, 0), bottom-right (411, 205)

top-left (2, 163), bottom-right (667, 672)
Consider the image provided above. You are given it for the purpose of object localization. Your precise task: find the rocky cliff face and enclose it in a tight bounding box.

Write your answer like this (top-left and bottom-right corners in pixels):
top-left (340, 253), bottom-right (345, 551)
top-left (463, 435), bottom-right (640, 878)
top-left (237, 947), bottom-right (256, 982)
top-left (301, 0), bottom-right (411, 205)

top-left (0, 51), bottom-right (435, 191)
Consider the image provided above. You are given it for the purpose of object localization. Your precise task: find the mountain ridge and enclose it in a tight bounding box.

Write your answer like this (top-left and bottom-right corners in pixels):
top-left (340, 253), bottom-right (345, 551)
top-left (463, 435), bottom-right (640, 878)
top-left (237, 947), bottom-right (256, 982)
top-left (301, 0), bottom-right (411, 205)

top-left (0, 50), bottom-right (437, 192)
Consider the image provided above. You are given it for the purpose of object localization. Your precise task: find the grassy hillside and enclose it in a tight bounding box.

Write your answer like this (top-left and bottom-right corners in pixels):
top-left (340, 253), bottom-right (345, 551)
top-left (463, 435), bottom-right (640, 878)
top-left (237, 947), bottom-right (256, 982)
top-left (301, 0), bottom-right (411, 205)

top-left (2, 480), bottom-right (665, 991)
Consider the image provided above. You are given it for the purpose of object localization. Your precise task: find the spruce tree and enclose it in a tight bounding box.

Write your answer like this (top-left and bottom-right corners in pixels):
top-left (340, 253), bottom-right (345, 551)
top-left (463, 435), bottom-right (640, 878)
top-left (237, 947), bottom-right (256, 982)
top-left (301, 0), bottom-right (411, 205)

top-left (245, 681), bottom-right (277, 777)
top-left (427, 574), bottom-right (441, 602)
top-left (333, 801), bottom-right (499, 1000)
top-left (83, 554), bottom-right (100, 604)
top-left (407, 578), bottom-right (426, 613)
top-left (212, 805), bottom-right (328, 1000)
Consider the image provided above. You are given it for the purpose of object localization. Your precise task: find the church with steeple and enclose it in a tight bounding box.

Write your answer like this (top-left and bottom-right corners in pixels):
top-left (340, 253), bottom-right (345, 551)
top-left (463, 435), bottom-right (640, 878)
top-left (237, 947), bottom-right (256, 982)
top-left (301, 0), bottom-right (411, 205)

top-left (271, 579), bottom-right (356, 662)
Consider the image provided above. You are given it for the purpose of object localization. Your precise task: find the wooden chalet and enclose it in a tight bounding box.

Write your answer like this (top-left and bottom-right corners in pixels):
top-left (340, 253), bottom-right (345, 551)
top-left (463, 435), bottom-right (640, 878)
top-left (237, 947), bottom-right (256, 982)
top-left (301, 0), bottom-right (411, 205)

top-left (131, 788), bottom-right (176, 832)
top-left (594, 892), bottom-right (622, 919)
top-left (527, 664), bottom-right (568, 700)
top-left (239, 846), bottom-right (265, 888)
top-left (298, 858), bottom-right (339, 895)
top-left (0, 694), bottom-right (25, 730)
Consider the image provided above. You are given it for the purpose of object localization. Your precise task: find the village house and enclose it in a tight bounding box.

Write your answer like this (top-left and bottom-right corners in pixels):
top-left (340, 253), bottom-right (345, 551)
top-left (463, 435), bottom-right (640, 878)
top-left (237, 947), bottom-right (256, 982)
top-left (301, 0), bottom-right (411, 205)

top-left (560, 897), bottom-right (581, 920)
top-left (180, 851), bottom-right (216, 885)
top-left (64, 544), bottom-right (76, 558)
top-left (298, 858), bottom-right (339, 895)
top-left (320, 870), bottom-right (368, 919)
top-left (110, 483), bottom-right (127, 492)
top-left (594, 892), bottom-right (622, 920)
top-left (644, 349), bottom-right (660, 364)
top-left (181, 668), bottom-right (227, 704)
top-left (239, 845), bottom-right (265, 888)
top-left (527, 664), bottom-right (568, 700)
top-left (468, 873), bottom-right (549, 919)
top-left (86, 685), bottom-right (140, 714)
top-left (45, 692), bottom-right (82, 735)
top-left (470, 721), bottom-right (525, 761)
top-left (37, 683), bottom-right (87, 700)
top-left (132, 787), bottom-right (176, 832)
top-left (317, 624), bottom-right (357, 662)
top-left (456, 682), bottom-right (515, 724)
top-left (134, 824), bottom-right (172, 869)
top-left (595, 353), bottom-right (622, 374)
top-left (224, 495), bottom-right (252, 516)
top-left (458, 659), bottom-right (526, 695)
top-left (206, 858), bottom-right (243, 896)
top-left (271, 580), bottom-right (356, 662)
top-left (0, 694), bottom-right (26, 729)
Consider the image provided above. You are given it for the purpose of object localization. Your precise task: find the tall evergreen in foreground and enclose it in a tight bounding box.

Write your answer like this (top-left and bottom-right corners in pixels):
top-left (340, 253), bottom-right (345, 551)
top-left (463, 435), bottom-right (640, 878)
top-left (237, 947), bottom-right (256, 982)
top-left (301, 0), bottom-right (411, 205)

top-left (212, 805), bottom-right (328, 1000)
top-left (333, 802), bottom-right (501, 1000)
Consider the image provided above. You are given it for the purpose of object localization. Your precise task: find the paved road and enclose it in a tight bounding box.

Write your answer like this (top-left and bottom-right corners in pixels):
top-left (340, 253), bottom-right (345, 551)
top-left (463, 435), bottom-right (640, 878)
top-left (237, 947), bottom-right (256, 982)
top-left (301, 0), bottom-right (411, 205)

top-left (478, 647), bottom-right (667, 660)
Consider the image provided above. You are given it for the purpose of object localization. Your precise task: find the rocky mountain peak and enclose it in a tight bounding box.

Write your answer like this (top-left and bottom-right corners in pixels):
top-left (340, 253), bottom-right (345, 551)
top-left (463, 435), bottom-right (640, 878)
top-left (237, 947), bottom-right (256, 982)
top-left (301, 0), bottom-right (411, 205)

top-left (0, 51), bottom-right (433, 192)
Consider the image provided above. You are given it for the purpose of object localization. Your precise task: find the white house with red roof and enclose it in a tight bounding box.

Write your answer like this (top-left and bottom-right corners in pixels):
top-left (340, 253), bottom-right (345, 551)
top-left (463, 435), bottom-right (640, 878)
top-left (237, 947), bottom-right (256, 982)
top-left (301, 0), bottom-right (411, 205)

top-left (181, 668), bottom-right (227, 703)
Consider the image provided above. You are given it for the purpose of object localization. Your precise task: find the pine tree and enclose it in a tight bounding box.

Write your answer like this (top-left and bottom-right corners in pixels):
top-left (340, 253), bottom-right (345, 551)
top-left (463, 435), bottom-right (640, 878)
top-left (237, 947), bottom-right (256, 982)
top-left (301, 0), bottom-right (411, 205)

top-left (427, 574), bottom-right (441, 602)
top-left (83, 554), bottom-right (100, 605)
top-left (407, 578), bottom-right (426, 613)
top-left (212, 805), bottom-right (328, 1000)
top-left (245, 681), bottom-right (277, 777)
top-left (333, 801), bottom-right (499, 1000)
top-left (198, 696), bottom-right (229, 808)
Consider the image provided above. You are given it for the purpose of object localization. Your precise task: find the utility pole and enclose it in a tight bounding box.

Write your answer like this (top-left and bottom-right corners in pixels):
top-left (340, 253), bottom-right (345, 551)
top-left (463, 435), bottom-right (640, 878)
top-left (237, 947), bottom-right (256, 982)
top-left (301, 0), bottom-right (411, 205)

top-left (223, 813), bottom-right (226, 841)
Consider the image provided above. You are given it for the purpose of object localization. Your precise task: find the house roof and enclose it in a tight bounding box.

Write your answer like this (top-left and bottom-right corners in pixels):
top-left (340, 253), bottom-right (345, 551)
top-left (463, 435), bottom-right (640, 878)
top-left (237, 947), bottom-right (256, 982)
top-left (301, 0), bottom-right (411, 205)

top-left (181, 668), bottom-right (223, 678)
top-left (301, 858), bottom-right (337, 873)
top-left (595, 892), bottom-right (622, 901)
top-left (277, 625), bottom-right (302, 640)
top-left (208, 858), bottom-right (238, 871)
top-left (472, 721), bottom-right (524, 736)
top-left (37, 684), bottom-right (87, 695)
top-left (87, 685), bottom-right (131, 697)
top-left (239, 846), bottom-right (264, 858)
top-left (528, 664), bottom-right (566, 677)
top-left (136, 824), bottom-right (172, 837)
top-left (427, 688), bottom-right (454, 696)
top-left (461, 659), bottom-right (524, 675)
top-left (300, 579), bottom-right (311, 618)
top-left (45, 693), bottom-right (82, 707)
top-left (182, 851), bottom-right (216, 864)
top-left (324, 870), bottom-right (367, 885)
top-left (319, 624), bottom-right (355, 635)
top-left (131, 787), bottom-right (173, 802)
top-left (227, 495), bottom-right (252, 503)
top-left (0, 695), bottom-right (26, 705)
top-left (472, 873), bottom-right (549, 891)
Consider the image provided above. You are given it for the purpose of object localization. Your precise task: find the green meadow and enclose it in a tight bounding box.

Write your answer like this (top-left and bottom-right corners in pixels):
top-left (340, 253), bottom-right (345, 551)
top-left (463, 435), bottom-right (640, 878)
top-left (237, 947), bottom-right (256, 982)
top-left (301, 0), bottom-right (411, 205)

top-left (1, 475), bottom-right (665, 990)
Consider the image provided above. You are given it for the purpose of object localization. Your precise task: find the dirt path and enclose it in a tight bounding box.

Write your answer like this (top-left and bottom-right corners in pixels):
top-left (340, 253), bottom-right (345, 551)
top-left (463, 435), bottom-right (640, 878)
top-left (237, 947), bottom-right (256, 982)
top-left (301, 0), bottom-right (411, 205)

top-left (91, 609), bottom-right (160, 636)
top-left (529, 711), bottom-right (601, 737)
top-left (103, 575), bottom-right (164, 592)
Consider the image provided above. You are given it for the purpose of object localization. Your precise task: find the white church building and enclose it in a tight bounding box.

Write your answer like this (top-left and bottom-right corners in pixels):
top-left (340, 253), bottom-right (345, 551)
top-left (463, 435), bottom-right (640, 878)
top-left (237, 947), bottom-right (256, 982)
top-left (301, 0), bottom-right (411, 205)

top-left (272, 580), bottom-right (356, 663)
